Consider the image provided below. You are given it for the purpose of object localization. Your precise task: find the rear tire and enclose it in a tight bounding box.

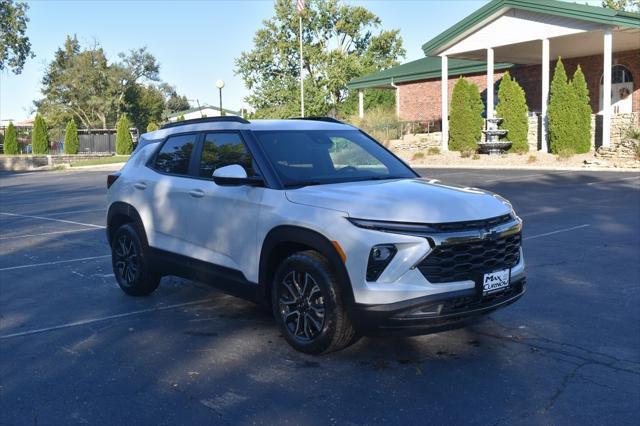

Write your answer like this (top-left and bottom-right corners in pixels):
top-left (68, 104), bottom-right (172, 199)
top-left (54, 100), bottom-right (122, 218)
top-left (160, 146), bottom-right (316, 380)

top-left (111, 223), bottom-right (160, 296)
top-left (272, 250), bottom-right (359, 354)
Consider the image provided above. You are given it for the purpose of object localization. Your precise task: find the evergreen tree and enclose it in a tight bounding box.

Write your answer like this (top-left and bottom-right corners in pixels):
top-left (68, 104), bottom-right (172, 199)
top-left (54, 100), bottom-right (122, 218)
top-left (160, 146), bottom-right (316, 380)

top-left (32, 114), bottom-right (49, 154)
top-left (496, 72), bottom-right (529, 153)
top-left (547, 58), bottom-right (576, 154)
top-left (64, 119), bottom-right (80, 154)
top-left (146, 121), bottom-right (159, 132)
top-left (4, 122), bottom-right (19, 155)
top-left (115, 115), bottom-right (133, 155)
top-left (449, 77), bottom-right (484, 152)
top-left (571, 65), bottom-right (592, 154)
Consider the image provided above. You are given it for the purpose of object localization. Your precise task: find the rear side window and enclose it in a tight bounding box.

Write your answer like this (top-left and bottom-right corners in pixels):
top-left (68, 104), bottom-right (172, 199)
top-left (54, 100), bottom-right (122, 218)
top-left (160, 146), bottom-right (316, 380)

top-left (153, 134), bottom-right (196, 175)
top-left (199, 132), bottom-right (255, 178)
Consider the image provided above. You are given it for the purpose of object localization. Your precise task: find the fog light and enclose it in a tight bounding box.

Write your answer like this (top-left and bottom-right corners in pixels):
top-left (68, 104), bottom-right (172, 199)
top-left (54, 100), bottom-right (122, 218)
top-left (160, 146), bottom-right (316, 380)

top-left (366, 244), bottom-right (397, 281)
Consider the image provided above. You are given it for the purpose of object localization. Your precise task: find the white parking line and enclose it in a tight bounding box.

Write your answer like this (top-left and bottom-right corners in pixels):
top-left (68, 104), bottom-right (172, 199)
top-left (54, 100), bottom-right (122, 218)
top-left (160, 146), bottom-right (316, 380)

top-left (0, 299), bottom-right (213, 340)
top-left (524, 224), bottom-right (590, 241)
top-left (0, 255), bottom-right (111, 272)
top-left (44, 208), bottom-right (105, 216)
top-left (0, 212), bottom-right (105, 229)
top-left (0, 228), bottom-right (102, 240)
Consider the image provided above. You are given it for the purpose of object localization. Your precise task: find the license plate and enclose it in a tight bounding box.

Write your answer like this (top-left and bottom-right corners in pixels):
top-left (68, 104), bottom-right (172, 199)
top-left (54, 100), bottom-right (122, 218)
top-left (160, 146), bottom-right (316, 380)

top-left (483, 269), bottom-right (510, 295)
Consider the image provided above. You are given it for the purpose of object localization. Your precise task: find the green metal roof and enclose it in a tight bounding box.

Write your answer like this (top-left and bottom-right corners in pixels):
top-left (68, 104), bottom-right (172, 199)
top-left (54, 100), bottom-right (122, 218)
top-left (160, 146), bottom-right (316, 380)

top-left (347, 57), bottom-right (512, 90)
top-left (422, 0), bottom-right (640, 56)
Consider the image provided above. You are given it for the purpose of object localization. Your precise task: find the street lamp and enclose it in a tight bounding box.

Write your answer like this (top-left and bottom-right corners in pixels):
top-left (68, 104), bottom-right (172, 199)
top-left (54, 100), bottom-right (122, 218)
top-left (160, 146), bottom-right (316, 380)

top-left (215, 80), bottom-right (225, 115)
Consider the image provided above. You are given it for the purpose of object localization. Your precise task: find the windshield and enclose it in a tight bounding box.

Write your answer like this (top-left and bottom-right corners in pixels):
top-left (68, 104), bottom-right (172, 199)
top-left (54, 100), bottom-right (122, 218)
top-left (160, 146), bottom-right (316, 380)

top-left (253, 130), bottom-right (416, 187)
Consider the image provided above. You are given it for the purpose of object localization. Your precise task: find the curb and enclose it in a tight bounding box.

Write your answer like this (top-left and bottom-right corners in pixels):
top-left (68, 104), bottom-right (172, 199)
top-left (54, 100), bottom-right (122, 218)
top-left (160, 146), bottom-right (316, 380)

top-left (406, 163), bottom-right (640, 172)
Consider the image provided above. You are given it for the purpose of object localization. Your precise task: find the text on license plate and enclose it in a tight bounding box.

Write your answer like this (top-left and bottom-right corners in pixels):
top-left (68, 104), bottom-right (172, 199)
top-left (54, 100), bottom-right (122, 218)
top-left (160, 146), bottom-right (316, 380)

top-left (483, 269), bottom-right (510, 295)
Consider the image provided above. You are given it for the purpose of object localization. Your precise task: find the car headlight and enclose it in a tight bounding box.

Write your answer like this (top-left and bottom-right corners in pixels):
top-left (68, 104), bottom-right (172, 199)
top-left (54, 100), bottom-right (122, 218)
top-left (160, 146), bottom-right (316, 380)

top-left (347, 218), bottom-right (439, 235)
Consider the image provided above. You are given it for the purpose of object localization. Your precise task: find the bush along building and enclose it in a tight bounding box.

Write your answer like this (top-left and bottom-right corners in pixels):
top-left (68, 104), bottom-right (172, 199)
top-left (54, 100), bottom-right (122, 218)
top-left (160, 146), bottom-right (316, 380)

top-left (347, 0), bottom-right (640, 153)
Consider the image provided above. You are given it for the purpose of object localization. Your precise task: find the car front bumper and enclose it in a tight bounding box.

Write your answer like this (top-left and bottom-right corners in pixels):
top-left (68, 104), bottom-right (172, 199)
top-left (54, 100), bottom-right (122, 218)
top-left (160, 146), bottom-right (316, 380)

top-left (351, 277), bottom-right (526, 336)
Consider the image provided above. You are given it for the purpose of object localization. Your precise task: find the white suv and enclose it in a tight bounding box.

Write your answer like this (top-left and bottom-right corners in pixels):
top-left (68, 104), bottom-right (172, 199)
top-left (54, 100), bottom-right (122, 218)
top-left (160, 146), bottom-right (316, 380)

top-left (107, 116), bottom-right (525, 354)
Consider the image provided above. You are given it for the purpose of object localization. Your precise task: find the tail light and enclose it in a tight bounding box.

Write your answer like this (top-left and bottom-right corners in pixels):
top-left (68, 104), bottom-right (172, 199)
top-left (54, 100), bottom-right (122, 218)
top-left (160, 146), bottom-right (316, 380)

top-left (107, 173), bottom-right (121, 189)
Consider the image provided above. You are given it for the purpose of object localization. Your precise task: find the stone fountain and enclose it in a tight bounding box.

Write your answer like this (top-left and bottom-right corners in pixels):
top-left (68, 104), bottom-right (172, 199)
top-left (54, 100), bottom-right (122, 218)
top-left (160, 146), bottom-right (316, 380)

top-left (478, 117), bottom-right (512, 155)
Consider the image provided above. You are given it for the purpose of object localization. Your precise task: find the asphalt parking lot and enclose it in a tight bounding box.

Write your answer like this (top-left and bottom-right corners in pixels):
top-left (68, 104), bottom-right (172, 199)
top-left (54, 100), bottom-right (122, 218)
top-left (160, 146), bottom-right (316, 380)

top-left (1, 167), bottom-right (639, 425)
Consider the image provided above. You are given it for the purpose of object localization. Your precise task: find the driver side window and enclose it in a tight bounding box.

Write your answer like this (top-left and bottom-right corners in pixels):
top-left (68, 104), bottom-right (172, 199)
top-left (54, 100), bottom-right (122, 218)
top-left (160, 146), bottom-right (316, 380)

top-left (199, 133), bottom-right (255, 178)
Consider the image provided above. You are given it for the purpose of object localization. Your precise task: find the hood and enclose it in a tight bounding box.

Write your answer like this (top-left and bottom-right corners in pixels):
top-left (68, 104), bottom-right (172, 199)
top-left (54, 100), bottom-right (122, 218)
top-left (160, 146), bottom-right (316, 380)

top-left (285, 178), bottom-right (512, 223)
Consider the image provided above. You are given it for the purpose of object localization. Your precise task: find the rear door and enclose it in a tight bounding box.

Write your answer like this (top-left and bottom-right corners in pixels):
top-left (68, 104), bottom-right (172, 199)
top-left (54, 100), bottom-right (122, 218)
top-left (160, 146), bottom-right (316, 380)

top-left (146, 133), bottom-right (200, 254)
top-left (176, 131), bottom-right (265, 274)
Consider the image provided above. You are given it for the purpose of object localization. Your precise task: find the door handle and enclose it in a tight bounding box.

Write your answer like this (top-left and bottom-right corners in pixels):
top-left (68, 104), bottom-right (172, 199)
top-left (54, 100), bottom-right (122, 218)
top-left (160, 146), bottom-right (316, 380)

top-left (134, 182), bottom-right (147, 190)
top-left (188, 189), bottom-right (205, 198)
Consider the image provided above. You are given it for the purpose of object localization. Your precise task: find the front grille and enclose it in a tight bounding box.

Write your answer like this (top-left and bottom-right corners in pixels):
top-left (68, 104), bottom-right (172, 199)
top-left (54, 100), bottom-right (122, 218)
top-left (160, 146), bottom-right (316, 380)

top-left (418, 232), bottom-right (521, 283)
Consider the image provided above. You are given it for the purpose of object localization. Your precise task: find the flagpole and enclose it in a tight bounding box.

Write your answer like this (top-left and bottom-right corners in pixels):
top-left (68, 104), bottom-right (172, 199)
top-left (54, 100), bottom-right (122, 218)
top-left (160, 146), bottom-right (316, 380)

top-left (299, 13), bottom-right (304, 117)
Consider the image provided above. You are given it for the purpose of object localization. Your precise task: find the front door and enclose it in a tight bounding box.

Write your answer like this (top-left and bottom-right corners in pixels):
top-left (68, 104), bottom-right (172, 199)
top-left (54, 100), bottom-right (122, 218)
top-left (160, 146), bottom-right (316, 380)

top-left (179, 131), bottom-right (264, 274)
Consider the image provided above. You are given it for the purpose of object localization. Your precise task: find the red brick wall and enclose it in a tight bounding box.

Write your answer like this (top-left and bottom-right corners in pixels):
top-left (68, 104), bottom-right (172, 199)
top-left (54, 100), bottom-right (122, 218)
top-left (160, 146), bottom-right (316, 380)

top-left (397, 49), bottom-right (640, 122)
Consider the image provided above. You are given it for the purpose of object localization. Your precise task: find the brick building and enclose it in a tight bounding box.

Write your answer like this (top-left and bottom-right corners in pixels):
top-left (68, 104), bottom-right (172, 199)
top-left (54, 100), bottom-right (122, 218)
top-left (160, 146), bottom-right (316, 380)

top-left (347, 0), bottom-right (640, 151)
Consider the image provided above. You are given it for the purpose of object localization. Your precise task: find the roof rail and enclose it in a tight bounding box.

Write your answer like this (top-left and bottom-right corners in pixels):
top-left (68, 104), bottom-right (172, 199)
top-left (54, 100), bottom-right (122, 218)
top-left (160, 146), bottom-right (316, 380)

top-left (291, 116), bottom-right (344, 124)
top-left (161, 116), bottom-right (250, 129)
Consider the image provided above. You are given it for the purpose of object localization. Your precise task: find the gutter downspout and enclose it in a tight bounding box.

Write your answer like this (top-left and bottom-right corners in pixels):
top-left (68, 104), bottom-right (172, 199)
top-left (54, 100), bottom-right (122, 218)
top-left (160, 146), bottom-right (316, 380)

top-left (390, 78), bottom-right (400, 119)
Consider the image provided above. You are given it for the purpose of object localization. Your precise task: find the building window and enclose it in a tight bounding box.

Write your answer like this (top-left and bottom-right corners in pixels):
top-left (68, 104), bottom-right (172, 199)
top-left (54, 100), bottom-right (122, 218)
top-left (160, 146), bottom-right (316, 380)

top-left (599, 65), bottom-right (634, 114)
top-left (600, 65), bottom-right (634, 85)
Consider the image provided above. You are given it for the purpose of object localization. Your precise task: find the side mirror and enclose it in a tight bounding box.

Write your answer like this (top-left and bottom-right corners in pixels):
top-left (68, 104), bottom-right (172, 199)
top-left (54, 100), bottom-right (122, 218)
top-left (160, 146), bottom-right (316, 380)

top-left (212, 164), bottom-right (264, 187)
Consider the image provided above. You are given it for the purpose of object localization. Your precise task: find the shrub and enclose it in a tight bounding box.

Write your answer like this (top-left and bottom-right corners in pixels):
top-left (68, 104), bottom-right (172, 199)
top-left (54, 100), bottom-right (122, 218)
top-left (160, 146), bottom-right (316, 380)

top-left (146, 122), bottom-right (160, 132)
top-left (32, 114), bottom-right (50, 155)
top-left (427, 146), bottom-right (440, 155)
top-left (348, 107), bottom-right (400, 144)
top-left (449, 77), bottom-right (484, 152)
top-left (460, 149), bottom-right (474, 158)
top-left (115, 115), bottom-right (133, 155)
top-left (496, 72), bottom-right (529, 153)
top-left (176, 114), bottom-right (185, 122)
top-left (412, 152), bottom-right (425, 160)
top-left (4, 122), bottom-right (19, 155)
top-left (64, 120), bottom-right (79, 154)
top-left (472, 153), bottom-right (480, 160)
top-left (527, 155), bottom-right (537, 163)
top-left (571, 66), bottom-right (592, 153)
top-left (625, 127), bottom-right (640, 141)
top-left (548, 58), bottom-right (577, 156)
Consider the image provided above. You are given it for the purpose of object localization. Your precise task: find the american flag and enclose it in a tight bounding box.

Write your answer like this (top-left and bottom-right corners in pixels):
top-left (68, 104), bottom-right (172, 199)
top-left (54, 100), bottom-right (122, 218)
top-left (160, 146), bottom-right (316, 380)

top-left (296, 0), bottom-right (305, 14)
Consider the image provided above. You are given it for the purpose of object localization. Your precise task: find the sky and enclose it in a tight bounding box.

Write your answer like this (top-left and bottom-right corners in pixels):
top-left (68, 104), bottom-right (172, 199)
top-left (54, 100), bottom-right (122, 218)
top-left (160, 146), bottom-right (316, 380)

top-left (0, 0), bottom-right (603, 122)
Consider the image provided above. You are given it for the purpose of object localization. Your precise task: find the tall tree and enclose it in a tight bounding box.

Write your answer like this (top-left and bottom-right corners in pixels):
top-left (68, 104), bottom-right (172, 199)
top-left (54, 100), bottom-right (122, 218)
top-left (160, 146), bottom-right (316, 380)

top-left (496, 72), bottom-right (529, 153)
top-left (123, 84), bottom-right (165, 131)
top-left (32, 114), bottom-right (49, 154)
top-left (0, 0), bottom-right (34, 74)
top-left (37, 38), bottom-right (161, 129)
top-left (4, 122), bottom-right (18, 154)
top-left (160, 83), bottom-right (190, 114)
top-left (602, 0), bottom-right (640, 12)
top-left (235, 0), bottom-right (405, 118)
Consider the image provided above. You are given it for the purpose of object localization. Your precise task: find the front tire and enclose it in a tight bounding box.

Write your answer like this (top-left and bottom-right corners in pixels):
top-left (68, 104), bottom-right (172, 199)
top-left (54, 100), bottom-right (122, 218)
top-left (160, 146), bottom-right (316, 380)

top-left (111, 223), bottom-right (160, 296)
top-left (272, 250), bottom-right (358, 354)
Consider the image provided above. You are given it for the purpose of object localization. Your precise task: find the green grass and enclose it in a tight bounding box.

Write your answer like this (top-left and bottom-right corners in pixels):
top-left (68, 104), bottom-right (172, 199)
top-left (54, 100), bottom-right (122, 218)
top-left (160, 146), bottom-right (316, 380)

top-left (70, 156), bottom-right (130, 167)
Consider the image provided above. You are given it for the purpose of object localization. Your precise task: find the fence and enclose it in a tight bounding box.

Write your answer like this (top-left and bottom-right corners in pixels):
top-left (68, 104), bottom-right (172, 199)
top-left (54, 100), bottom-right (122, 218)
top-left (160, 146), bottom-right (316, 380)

top-left (0, 126), bottom-right (139, 154)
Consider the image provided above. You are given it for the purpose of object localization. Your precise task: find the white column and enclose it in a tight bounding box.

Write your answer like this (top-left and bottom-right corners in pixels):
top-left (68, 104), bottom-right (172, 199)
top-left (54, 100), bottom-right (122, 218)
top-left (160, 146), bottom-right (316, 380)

top-left (487, 48), bottom-right (494, 119)
top-left (602, 29), bottom-right (613, 148)
top-left (441, 55), bottom-right (449, 151)
top-left (358, 90), bottom-right (364, 119)
top-left (541, 38), bottom-right (550, 152)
